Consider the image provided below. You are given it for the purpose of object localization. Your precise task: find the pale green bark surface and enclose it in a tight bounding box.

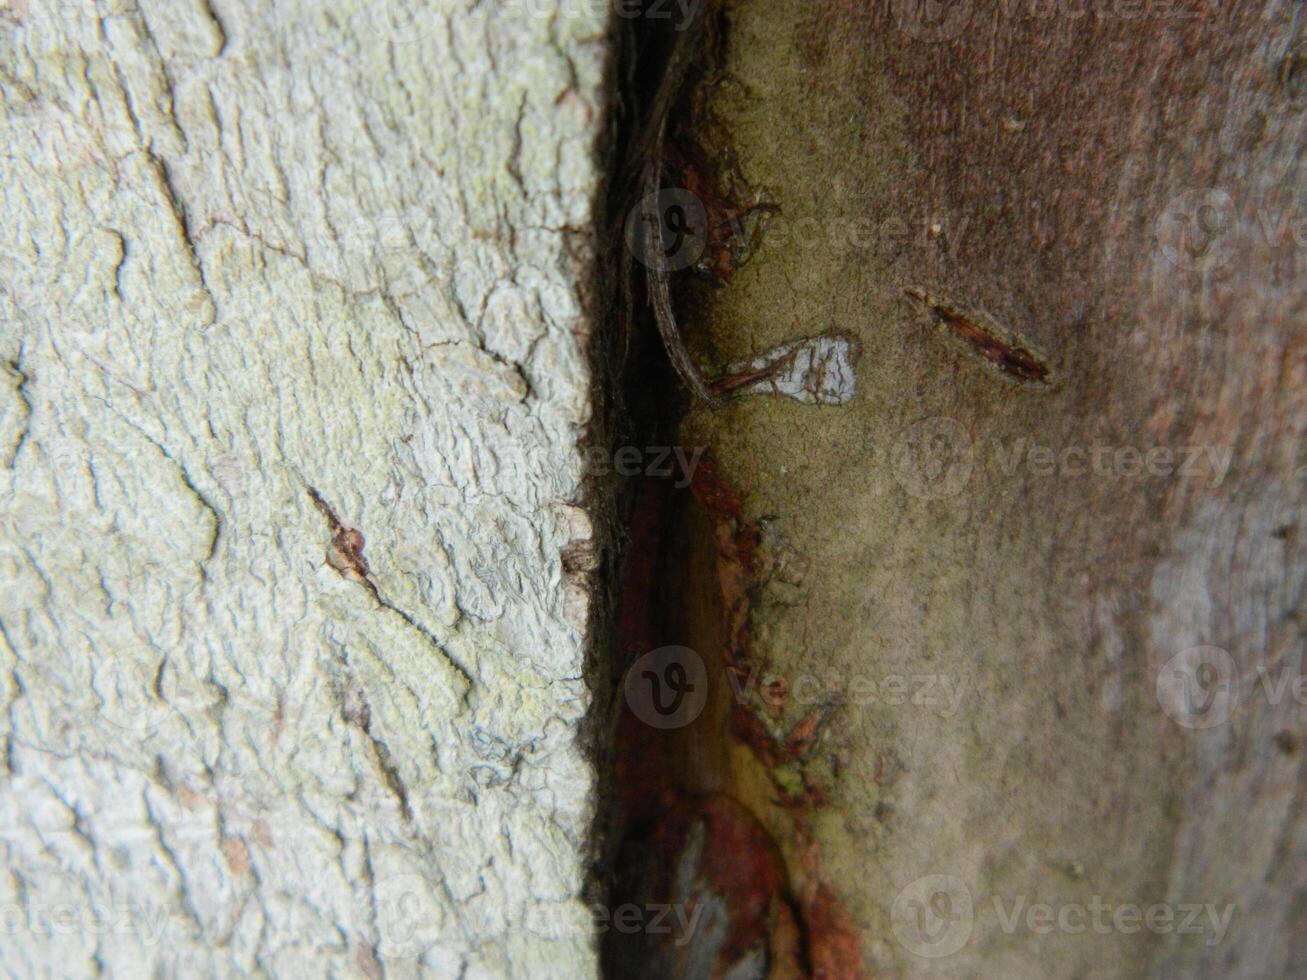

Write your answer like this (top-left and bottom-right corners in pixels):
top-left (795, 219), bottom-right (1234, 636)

top-left (0, 1), bottom-right (608, 974)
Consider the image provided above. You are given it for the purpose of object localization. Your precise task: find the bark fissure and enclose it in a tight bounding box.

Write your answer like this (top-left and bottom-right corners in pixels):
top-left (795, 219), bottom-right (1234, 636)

top-left (602, 4), bottom-right (862, 975)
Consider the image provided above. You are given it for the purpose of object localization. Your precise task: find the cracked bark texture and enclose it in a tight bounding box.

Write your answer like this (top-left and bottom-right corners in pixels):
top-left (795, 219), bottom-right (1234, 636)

top-left (0, 0), bottom-right (608, 975)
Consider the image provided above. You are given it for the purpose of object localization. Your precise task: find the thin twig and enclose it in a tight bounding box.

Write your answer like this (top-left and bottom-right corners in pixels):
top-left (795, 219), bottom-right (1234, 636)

top-left (642, 132), bottom-right (724, 407)
top-left (708, 347), bottom-right (801, 396)
top-left (620, 0), bottom-right (718, 200)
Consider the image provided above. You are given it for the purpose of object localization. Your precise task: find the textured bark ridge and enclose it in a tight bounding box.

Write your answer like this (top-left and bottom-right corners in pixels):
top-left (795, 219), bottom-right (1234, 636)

top-left (0, 1), bottom-right (609, 974)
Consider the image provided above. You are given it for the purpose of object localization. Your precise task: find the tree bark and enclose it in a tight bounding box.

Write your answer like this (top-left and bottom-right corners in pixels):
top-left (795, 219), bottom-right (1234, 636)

top-left (0, 0), bottom-right (609, 974)
top-left (608, 0), bottom-right (1305, 976)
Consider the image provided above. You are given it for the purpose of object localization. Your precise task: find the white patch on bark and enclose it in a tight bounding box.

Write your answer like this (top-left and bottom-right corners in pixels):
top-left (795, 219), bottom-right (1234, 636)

top-left (723, 334), bottom-right (860, 405)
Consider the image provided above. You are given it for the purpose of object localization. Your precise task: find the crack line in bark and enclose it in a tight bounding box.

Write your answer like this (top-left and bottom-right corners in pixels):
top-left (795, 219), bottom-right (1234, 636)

top-left (306, 487), bottom-right (475, 693)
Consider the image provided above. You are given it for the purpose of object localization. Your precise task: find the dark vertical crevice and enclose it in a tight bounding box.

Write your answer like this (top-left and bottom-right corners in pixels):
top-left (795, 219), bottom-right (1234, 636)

top-left (591, 3), bottom-right (869, 975)
top-left (592, 3), bottom-right (821, 978)
top-left (578, 1), bottom-right (693, 969)
top-left (588, 3), bottom-right (710, 977)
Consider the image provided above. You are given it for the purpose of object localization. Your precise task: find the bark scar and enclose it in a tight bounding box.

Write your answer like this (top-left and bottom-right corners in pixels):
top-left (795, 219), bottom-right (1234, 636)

top-left (306, 487), bottom-right (475, 692)
top-left (308, 486), bottom-right (380, 600)
top-left (905, 287), bottom-right (1052, 384)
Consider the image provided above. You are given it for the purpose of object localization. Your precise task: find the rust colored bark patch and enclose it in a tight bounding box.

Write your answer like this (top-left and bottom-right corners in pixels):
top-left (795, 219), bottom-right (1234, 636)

top-left (608, 455), bottom-right (863, 978)
top-left (905, 286), bottom-right (1052, 384)
top-left (608, 793), bottom-right (805, 977)
top-left (687, 458), bottom-right (864, 978)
